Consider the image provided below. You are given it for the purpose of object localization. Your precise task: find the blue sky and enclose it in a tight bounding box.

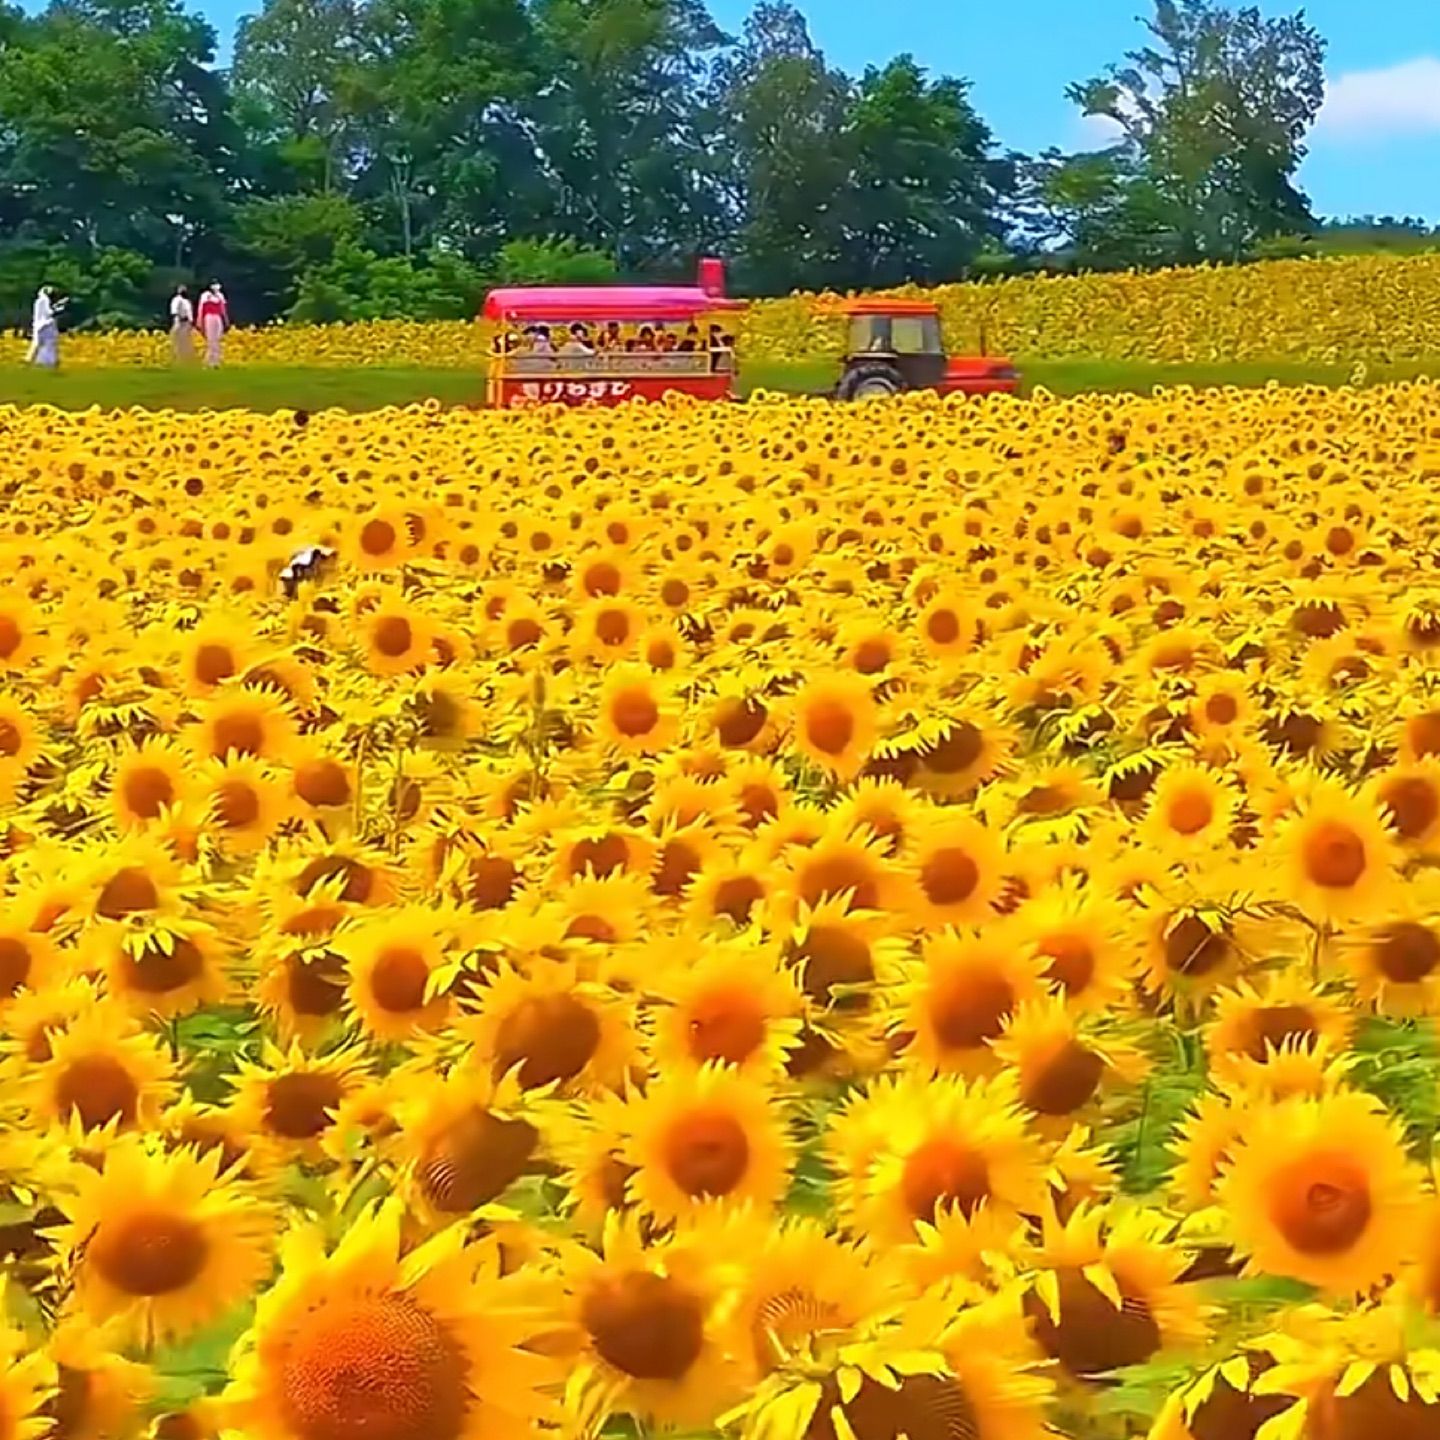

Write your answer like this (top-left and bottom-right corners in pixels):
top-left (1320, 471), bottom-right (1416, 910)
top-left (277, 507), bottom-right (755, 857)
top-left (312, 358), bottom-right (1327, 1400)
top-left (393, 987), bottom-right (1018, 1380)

top-left (182, 0), bottom-right (1437, 220)
top-left (703, 0), bottom-right (1439, 222)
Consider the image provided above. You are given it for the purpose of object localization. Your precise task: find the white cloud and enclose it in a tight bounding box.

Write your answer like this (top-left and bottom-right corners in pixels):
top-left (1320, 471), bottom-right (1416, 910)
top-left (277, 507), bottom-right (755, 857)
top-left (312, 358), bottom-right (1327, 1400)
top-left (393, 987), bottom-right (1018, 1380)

top-left (1075, 111), bottom-right (1127, 147)
top-left (1315, 57), bottom-right (1440, 141)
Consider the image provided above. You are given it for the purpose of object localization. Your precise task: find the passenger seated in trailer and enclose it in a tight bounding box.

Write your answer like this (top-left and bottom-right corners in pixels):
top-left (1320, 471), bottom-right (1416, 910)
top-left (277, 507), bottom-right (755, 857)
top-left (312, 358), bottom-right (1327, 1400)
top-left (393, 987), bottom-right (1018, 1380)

top-left (559, 322), bottom-right (595, 355)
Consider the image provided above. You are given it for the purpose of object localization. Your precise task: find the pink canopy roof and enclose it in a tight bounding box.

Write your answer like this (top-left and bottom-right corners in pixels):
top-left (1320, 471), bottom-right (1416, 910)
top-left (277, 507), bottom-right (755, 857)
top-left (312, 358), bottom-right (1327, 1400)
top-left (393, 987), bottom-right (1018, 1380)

top-left (482, 284), bottom-right (745, 323)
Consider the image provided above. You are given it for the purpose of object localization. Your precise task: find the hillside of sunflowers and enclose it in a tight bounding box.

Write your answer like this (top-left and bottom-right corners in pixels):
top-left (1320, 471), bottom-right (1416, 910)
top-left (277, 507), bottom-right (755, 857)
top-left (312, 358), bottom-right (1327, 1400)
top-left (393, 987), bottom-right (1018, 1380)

top-left (11, 250), bottom-right (1440, 373)
top-left (10, 370), bottom-right (1440, 1440)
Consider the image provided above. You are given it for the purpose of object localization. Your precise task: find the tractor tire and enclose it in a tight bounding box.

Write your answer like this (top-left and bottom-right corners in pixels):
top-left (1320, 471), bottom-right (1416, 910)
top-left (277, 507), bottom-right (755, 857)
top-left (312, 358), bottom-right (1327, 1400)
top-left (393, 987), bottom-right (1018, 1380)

top-left (836, 361), bottom-right (905, 401)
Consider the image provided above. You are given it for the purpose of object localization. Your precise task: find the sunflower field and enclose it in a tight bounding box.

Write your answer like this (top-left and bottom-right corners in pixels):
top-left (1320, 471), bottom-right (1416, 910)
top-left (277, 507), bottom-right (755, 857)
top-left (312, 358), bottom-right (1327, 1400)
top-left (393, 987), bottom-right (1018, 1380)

top-left (10, 249), bottom-right (1440, 371)
top-left (5, 380), bottom-right (1440, 1440)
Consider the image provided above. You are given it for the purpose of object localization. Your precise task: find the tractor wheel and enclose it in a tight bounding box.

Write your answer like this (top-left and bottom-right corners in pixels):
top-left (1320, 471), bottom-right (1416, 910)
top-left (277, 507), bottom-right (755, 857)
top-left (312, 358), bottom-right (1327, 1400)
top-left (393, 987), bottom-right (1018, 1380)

top-left (837, 361), bottom-right (905, 401)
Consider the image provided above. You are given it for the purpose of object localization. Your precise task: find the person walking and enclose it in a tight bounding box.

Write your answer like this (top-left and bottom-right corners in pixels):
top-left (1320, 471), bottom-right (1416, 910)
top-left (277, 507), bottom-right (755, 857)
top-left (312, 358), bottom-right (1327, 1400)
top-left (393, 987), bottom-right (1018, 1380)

top-left (197, 282), bottom-right (228, 367)
top-left (26, 285), bottom-right (65, 368)
top-left (170, 285), bottom-right (195, 363)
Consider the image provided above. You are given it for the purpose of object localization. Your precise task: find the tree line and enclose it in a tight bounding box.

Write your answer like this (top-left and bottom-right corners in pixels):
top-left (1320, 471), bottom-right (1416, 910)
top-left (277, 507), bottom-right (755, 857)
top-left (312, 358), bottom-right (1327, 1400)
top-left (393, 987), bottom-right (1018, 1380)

top-left (0, 0), bottom-right (1345, 329)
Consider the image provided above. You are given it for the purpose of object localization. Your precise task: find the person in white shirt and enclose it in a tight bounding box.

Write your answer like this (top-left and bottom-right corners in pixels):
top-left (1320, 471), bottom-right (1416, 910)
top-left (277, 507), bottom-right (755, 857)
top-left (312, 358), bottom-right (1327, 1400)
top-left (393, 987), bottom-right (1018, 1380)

top-left (170, 285), bottom-right (195, 362)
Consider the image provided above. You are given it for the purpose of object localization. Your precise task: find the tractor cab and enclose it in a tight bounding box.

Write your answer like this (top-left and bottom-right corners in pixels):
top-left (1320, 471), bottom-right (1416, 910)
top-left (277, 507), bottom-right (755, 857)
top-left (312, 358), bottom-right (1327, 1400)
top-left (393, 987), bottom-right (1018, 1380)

top-left (834, 298), bottom-right (1020, 401)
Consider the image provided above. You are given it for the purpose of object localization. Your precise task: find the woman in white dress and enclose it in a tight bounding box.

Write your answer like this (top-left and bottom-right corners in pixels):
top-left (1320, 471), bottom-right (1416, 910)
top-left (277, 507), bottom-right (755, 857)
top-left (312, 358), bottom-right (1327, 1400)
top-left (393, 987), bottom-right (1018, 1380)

top-left (170, 285), bottom-right (196, 362)
top-left (26, 286), bottom-right (64, 368)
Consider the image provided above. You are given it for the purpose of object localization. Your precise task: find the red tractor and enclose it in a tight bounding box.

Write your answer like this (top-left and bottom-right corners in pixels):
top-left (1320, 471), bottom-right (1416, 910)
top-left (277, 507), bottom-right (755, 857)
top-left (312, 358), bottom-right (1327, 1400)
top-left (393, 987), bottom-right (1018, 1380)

top-left (833, 298), bottom-right (1020, 401)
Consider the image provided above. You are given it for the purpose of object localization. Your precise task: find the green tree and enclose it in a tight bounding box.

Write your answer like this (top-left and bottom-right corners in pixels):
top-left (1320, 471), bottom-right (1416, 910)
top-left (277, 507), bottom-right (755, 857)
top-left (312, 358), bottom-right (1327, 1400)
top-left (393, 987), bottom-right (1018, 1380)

top-left (1069, 0), bottom-right (1326, 262)
top-left (841, 56), bottom-right (1010, 288)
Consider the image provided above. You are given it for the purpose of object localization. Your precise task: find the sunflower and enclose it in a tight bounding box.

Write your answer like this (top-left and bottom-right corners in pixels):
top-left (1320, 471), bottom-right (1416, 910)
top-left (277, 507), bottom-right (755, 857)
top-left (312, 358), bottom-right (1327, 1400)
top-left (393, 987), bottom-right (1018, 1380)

top-left (286, 744), bottom-right (354, 821)
top-left (895, 927), bottom-right (1047, 1077)
top-left (554, 871), bottom-right (653, 947)
top-left (54, 1139), bottom-right (276, 1345)
top-left (30, 1005), bottom-right (176, 1135)
top-left (1139, 763), bottom-right (1240, 859)
top-left (910, 713), bottom-right (1016, 800)
top-left (190, 684), bottom-right (298, 764)
top-left (648, 938), bottom-right (802, 1077)
top-left (393, 1070), bottom-right (540, 1223)
top-left (917, 589), bottom-right (977, 661)
top-left (991, 997), bottom-right (1148, 1128)
top-left (0, 695), bottom-right (42, 797)
top-left (561, 1213), bottom-right (741, 1433)
top-left (411, 672), bottom-right (482, 750)
top-left (460, 955), bottom-right (638, 1094)
top-left (176, 615), bottom-right (254, 697)
top-left (97, 919), bottom-right (229, 1021)
top-left (339, 907), bottom-right (456, 1044)
top-left (228, 1042), bottom-right (371, 1164)
top-left (0, 1287), bottom-right (55, 1440)
top-left (1204, 974), bottom-right (1351, 1083)
top-left (0, 921), bottom-right (63, 1004)
top-left (683, 851), bottom-right (775, 932)
top-left (621, 1064), bottom-right (792, 1224)
top-left (548, 1091), bottom-right (636, 1235)
top-left (1011, 878), bottom-right (1140, 1015)
top-left (552, 825), bottom-right (657, 886)
top-left (832, 1073), bottom-right (1047, 1244)
top-left (110, 740), bottom-right (191, 832)
top-left (649, 820), bottom-right (726, 903)
top-left (904, 813), bottom-right (1006, 928)
top-left (227, 1199), bottom-right (557, 1440)
top-left (202, 754), bottom-right (290, 854)
top-left (773, 822), bottom-right (901, 925)
top-left (44, 1318), bottom-right (153, 1440)
top-left (1025, 1204), bottom-right (1207, 1381)
top-left (0, 589), bottom-right (48, 673)
top-left (1340, 872), bottom-right (1440, 1016)
top-left (344, 503), bottom-right (417, 572)
top-left (252, 894), bottom-right (350, 1043)
top-left (791, 674), bottom-right (878, 781)
top-left (359, 595), bottom-right (436, 677)
top-left (1270, 779), bottom-right (1399, 925)
top-left (1217, 1090), bottom-right (1425, 1295)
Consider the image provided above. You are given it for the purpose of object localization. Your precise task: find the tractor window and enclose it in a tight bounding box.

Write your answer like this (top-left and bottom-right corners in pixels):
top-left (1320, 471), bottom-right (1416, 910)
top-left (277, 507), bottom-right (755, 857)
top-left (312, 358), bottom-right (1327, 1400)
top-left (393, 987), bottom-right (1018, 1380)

top-left (848, 315), bottom-right (892, 354)
top-left (891, 315), bottom-right (942, 355)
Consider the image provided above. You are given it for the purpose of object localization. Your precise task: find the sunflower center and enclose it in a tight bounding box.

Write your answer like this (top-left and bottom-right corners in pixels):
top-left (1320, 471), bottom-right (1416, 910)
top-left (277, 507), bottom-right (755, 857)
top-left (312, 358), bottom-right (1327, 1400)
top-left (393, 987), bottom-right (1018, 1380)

top-left (584, 561), bottom-right (622, 596)
top-left (901, 1138), bottom-right (991, 1221)
top-left (217, 779), bottom-right (264, 829)
top-left (664, 1106), bottom-right (750, 1198)
top-left (602, 685), bottom-right (657, 740)
top-left (853, 639), bottom-right (890, 675)
top-left (369, 946), bottom-right (430, 1013)
top-left (1022, 1040), bottom-right (1105, 1115)
top-left (929, 968), bottom-right (1014, 1050)
top-left (55, 1055), bottom-right (140, 1131)
top-left (926, 609), bottom-right (961, 647)
top-left (192, 642), bottom-right (235, 686)
top-left (93, 1211), bottom-right (207, 1296)
top-left (738, 781), bottom-right (779, 828)
top-left (654, 837), bottom-right (703, 898)
top-left (95, 867), bottom-right (159, 919)
top-left (582, 1271), bottom-right (706, 1382)
top-left (1270, 1153), bottom-right (1372, 1255)
top-left (0, 719), bottom-right (19, 757)
top-left (921, 722), bottom-right (984, 775)
top-left (1204, 693), bottom-right (1239, 726)
top-left (712, 874), bottom-right (764, 924)
top-left (1167, 789), bottom-right (1215, 835)
top-left (123, 764), bottom-right (175, 819)
top-left (1301, 820), bottom-right (1367, 889)
top-left (153, 1412), bottom-right (206, 1440)
top-left (0, 938), bottom-right (31, 996)
top-left (359, 518), bottom-right (398, 557)
top-left (287, 951), bottom-right (348, 1017)
top-left (1187, 1363), bottom-right (1289, 1440)
top-left (798, 854), bottom-right (880, 911)
top-left (211, 710), bottom-right (265, 758)
top-left (506, 617), bottom-right (541, 650)
top-left (1375, 922), bottom-right (1440, 983)
top-left (492, 993), bottom-right (601, 1088)
top-left (418, 1108), bottom-right (537, 1212)
top-left (567, 834), bottom-right (629, 879)
top-left (295, 759), bottom-right (350, 809)
top-left (565, 914), bottom-right (616, 943)
top-left (595, 609), bottom-right (631, 647)
top-left (1241, 1005), bottom-right (1318, 1061)
top-left (1164, 915), bottom-right (1231, 976)
top-left (373, 617), bottom-right (413, 659)
top-left (280, 1295), bottom-right (467, 1440)
top-left (797, 925), bottom-right (873, 1008)
top-left (1039, 933), bottom-right (1096, 995)
top-left (123, 936), bottom-right (206, 994)
top-left (1380, 776), bottom-right (1440, 841)
top-left (267, 1071), bottom-right (345, 1139)
top-left (0, 616), bottom-right (19, 659)
top-left (1025, 1266), bottom-right (1160, 1377)
top-left (463, 854), bottom-right (516, 911)
top-left (805, 697), bottom-right (857, 759)
top-left (716, 697), bottom-right (768, 748)
top-left (804, 1372), bottom-right (979, 1440)
top-left (1325, 1373), bottom-right (1438, 1440)
top-left (918, 848), bottom-right (980, 907)
top-left (687, 988), bottom-right (766, 1065)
